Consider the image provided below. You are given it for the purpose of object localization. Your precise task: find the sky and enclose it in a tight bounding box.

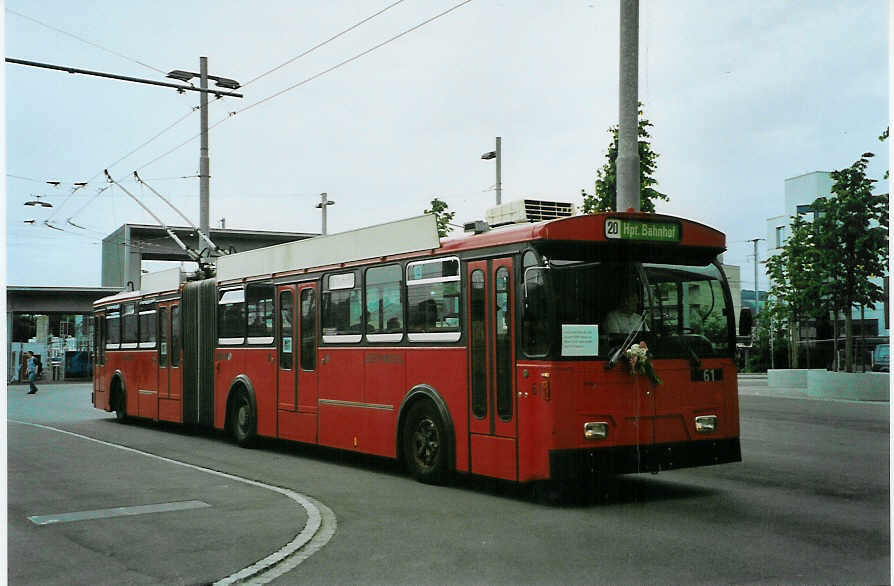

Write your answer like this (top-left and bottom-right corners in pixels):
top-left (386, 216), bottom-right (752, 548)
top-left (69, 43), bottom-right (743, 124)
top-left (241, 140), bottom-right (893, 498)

top-left (3, 0), bottom-right (890, 292)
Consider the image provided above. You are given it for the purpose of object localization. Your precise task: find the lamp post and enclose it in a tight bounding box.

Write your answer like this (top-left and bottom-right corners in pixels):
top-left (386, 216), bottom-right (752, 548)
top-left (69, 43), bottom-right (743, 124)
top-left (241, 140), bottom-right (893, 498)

top-left (481, 136), bottom-right (501, 206)
top-left (316, 193), bottom-right (335, 235)
top-left (617, 0), bottom-right (640, 212)
top-left (166, 58), bottom-right (241, 245)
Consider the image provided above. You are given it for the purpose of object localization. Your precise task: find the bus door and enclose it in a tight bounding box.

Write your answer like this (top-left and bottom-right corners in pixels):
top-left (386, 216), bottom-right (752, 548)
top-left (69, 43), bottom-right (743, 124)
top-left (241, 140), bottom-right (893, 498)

top-left (157, 302), bottom-right (183, 422)
top-left (93, 312), bottom-right (106, 409)
top-left (467, 258), bottom-right (518, 481)
top-left (157, 304), bottom-right (170, 399)
top-left (276, 283), bottom-right (318, 443)
top-left (276, 285), bottom-right (298, 415)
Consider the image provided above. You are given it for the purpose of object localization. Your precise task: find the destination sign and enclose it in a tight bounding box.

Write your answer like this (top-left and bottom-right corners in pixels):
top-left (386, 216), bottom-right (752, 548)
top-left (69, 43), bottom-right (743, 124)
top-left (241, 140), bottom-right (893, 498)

top-left (604, 218), bottom-right (681, 242)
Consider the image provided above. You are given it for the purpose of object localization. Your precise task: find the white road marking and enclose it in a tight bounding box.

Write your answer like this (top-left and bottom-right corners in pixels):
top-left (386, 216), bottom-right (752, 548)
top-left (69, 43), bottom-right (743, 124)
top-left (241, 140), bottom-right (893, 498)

top-left (10, 420), bottom-right (337, 584)
top-left (29, 500), bottom-right (211, 525)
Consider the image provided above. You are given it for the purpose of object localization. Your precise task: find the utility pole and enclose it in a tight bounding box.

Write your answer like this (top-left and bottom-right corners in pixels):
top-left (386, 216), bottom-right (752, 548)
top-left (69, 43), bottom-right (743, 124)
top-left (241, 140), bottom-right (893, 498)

top-left (481, 137), bottom-right (502, 205)
top-left (199, 57), bottom-right (210, 240)
top-left (316, 193), bottom-right (335, 235)
top-left (748, 238), bottom-right (764, 318)
top-left (745, 238), bottom-right (764, 372)
top-left (617, 0), bottom-right (640, 213)
top-left (165, 59), bottom-right (242, 252)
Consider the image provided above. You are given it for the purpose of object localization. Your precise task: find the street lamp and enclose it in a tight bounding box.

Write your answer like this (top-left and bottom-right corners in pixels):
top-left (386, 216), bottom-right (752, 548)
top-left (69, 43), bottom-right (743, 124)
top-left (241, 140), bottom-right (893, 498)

top-left (481, 136), bottom-right (501, 205)
top-left (24, 195), bottom-right (52, 208)
top-left (315, 193), bottom-right (335, 235)
top-left (166, 69), bottom-right (241, 91)
top-left (165, 57), bottom-right (242, 245)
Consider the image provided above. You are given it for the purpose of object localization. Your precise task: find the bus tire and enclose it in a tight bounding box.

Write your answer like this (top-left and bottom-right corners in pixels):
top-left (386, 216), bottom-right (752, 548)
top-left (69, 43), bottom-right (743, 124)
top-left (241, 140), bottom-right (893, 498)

top-left (112, 382), bottom-right (127, 423)
top-left (230, 389), bottom-right (257, 448)
top-left (403, 401), bottom-right (448, 485)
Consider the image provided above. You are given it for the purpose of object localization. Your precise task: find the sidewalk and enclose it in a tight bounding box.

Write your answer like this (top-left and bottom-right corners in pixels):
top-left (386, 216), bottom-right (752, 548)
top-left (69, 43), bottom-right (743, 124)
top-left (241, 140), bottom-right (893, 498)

top-left (737, 372), bottom-right (889, 403)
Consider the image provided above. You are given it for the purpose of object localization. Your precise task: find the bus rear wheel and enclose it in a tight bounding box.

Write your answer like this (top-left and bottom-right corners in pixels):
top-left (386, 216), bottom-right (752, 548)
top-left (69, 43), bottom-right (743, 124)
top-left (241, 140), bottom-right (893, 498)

top-left (230, 389), bottom-right (256, 448)
top-left (403, 401), bottom-right (448, 485)
top-left (112, 386), bottom-right (127, 423)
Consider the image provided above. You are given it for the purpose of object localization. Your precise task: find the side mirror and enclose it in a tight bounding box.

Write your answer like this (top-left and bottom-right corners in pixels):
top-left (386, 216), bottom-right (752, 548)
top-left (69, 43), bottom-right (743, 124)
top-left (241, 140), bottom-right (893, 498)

top-left (738, 308), bottom-right (753, 337)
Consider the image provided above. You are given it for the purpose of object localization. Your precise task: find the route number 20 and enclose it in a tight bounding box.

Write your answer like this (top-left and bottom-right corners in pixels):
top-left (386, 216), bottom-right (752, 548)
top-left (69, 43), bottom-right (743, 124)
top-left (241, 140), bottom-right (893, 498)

top-left (605, 219), bottom-right (620, 239)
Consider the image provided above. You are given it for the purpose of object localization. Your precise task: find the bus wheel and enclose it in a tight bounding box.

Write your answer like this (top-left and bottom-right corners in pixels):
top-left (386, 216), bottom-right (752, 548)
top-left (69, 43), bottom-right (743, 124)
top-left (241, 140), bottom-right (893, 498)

top-left (113, 387), bottom-right (127, 423)
top-left (403, 401), bottom-right (448, 485)
top-left (230, 390), bottom-right (256, 448)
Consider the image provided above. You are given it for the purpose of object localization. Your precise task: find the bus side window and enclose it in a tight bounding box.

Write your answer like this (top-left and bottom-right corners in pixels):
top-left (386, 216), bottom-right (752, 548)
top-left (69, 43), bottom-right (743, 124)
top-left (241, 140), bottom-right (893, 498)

top-left (365, 265), bottom-right (403, 342)
top-left (321, 272), bottom-right (362, 343)
top-left (522, 251), bottom-right (550, 357)
top-left (122, 303), bottom-right (138, 348)
top-left (106, 308), bottom-right (120, 350)
top-left (218, 289), bottom-right (246, 345)
top-left (139, 302), bottom-right (157, 349)
top-left (406, 257), bottom-right (461, 342)
top-left (246, 283), bottom-right (274, 345)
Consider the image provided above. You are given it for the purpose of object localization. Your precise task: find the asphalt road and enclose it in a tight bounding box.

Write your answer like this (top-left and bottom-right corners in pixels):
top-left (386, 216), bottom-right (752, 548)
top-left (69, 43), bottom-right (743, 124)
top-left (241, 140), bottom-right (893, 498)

top-left (7, 378), bottom-right (890, 585)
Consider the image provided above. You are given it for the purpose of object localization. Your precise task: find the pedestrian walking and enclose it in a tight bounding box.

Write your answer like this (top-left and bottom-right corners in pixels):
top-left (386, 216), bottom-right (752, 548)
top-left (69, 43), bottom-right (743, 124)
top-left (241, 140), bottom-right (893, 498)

top-left (26, 351), bottom-right (39, 394)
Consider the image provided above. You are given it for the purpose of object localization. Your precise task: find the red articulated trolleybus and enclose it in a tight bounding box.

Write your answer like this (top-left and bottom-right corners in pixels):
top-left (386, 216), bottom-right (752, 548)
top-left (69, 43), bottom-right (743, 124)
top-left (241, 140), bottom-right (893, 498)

top-left (93, 209), bottom-right (744, 487)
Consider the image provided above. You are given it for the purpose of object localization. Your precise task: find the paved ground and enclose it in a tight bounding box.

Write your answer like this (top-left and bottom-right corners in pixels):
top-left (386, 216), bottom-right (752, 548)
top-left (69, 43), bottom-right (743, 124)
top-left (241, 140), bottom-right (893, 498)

top-left (7, 377), bottom-right (890, 585)
top-left (7, 383), bottom-right (309, 585)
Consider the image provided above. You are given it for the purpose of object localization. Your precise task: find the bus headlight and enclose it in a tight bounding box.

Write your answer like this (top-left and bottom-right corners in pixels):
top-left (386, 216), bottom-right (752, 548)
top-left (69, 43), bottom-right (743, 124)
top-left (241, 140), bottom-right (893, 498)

top-left (584, 422), bottom-right (608, 440)
top-left (694, 415), bottom-right (718, 433)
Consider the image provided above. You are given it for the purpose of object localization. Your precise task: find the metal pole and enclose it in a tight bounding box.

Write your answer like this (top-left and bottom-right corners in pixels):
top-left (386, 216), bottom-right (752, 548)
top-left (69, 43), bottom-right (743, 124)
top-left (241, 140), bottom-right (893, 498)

top-left (322, 193), bottom-right (328, 235)
top-left (495, 137), bottom-right (502, 205)
top-left (4, 57), bottom-right (243, 97)
top-left (617, 0), bottom-right (640, 213)
top-left (316, 193), bottom-right (336, 235)
top-left (199, 57), bottom-right (210, 242)
top-left (752, 239), bottom-right (760, 318)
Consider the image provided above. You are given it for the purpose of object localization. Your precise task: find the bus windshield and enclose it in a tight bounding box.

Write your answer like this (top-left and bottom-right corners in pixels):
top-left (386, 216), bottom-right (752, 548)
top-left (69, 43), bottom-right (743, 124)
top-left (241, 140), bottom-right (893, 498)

top-left (522, 259), bottom-right (734, 360)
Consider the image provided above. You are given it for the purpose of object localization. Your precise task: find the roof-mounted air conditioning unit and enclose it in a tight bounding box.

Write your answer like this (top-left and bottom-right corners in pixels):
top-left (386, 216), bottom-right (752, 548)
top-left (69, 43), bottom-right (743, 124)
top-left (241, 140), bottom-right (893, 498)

top-left (485, 199), bottom-right (574, 227)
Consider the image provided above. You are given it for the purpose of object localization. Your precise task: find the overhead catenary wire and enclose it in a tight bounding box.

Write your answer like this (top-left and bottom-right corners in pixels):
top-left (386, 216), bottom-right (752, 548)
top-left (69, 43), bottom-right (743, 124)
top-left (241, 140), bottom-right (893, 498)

top-left (46, 107), bottom-right (199, 224)
top-left (62, 0), bottom-right (475, 229)
top-left (127, 0), bottom-right (476, 176)
top-left (6, 8), bottom-right (168, 75)
top-left (236, 0), bottom-right (475, 116)
top-left (47, 1), bottom-right (410, 225)
top-left (240, 0), bottom-right (408, 88)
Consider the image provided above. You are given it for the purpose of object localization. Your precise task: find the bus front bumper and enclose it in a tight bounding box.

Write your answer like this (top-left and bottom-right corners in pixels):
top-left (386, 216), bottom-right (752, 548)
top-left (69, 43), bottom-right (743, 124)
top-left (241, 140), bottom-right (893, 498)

top-left (549, 437), bottom-right (741, 481)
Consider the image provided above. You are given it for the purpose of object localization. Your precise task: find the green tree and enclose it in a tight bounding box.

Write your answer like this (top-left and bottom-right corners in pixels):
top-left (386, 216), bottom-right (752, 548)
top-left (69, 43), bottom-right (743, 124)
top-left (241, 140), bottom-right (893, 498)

top-left (425, 197), bottom-right (455, 238)
top-left (812, 152), bottom-right (888, 371)
top-left (880, 127), bottom-right (889, 179)
top-left (765, 214), bottom-right (821, 369)
top-left (581, 105), bottom-right (669, 213)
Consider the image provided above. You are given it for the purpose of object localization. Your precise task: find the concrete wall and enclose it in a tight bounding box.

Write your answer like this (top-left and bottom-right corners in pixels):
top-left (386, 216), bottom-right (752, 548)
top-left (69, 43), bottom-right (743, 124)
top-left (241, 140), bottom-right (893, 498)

top-left (768, 368), bottom-right (889, 401)
top-left (768, 369), bottom-right (810, 387)
top-left (806, 371), bottom-right (889, 402)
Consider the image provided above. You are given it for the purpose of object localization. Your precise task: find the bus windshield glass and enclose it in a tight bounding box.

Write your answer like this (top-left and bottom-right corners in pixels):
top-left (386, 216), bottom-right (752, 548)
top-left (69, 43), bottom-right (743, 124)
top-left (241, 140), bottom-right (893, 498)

top-left (524, 259), bottom-right (733, 360)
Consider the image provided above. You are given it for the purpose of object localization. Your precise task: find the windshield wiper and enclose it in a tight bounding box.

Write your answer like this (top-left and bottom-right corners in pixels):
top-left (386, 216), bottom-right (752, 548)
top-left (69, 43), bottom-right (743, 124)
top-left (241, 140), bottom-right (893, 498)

top-left (606, 310), bottom-right (648, 370)
top-left (687, 344), bottom-right (701, 369)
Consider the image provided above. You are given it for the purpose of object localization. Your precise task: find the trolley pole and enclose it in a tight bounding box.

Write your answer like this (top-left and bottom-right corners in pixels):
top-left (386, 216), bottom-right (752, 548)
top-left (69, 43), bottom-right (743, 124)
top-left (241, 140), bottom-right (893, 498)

top-left (617, 0), bottom-right (640, 213)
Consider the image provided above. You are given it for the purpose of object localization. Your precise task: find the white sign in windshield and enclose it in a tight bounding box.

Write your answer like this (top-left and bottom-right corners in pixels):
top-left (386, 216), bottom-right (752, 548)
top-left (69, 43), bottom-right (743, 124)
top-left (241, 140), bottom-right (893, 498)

top-left (561, 324), bottom-right (599, 356)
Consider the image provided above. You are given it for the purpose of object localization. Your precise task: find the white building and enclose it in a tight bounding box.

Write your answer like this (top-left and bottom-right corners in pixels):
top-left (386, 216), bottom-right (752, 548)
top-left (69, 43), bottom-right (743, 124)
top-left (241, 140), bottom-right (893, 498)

top-left (766, 172), bottom-right (889, 364)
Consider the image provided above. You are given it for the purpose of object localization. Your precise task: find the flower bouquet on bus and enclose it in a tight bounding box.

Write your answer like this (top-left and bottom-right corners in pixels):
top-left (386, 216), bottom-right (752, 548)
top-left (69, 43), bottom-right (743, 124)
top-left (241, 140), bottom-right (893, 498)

top-left (604, 309), bottom-right (661, 385)
top-left (625, 341), bottom-right (662, 385)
